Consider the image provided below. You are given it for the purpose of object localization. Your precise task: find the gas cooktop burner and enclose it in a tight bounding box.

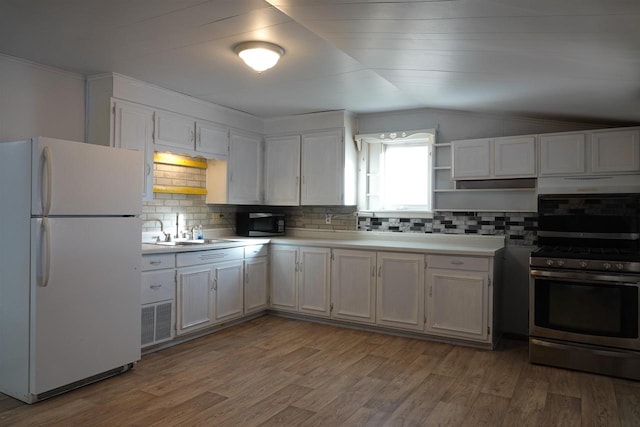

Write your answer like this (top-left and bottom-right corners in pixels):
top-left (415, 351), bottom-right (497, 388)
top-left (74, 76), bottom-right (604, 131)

top-left (533, 246), bottom-right (640, 261)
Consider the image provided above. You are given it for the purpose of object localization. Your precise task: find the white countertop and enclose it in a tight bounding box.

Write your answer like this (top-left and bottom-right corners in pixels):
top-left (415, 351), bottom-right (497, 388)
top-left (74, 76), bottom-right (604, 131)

top-left (142, 228), bottom-right (504, 257)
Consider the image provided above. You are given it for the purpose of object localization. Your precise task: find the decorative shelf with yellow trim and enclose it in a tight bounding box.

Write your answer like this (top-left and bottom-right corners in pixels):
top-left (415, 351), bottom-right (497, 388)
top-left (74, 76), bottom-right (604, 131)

top-left (153, 152), bottom-right (207, 169)
top-left (153, 185), bottom-right (207, 195)
top-left (152, 152), bottom-right (207, 194)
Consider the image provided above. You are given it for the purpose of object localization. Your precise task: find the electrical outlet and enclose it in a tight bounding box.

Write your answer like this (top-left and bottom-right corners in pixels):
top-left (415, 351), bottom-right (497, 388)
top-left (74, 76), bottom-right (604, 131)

top-left (212, 213), bottom-right (224, 222)
top-left (325, 213), bottom-right (333, 224)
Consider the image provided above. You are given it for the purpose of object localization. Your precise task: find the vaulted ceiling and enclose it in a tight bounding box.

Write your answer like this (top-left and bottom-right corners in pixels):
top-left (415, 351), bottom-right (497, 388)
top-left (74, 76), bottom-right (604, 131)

top-left (0, 0), bottom-right (638, 124)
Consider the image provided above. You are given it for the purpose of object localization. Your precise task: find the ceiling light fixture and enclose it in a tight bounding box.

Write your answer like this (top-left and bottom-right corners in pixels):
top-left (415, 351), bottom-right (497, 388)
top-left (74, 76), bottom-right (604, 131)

top-left (233, 41), bottom-right (285, 73)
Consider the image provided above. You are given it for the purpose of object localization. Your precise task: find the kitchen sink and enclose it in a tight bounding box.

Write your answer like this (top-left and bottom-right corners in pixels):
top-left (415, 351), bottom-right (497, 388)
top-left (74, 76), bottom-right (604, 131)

top-left (153, 239), bottom-right (228, 246)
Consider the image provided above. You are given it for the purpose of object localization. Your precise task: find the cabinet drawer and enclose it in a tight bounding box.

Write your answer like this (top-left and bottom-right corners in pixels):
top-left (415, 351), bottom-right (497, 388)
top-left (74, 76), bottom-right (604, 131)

top-left (177, 247), bottom-right (245, 267)
top-left (245, 244), bottom-right (268, 258)
top-left (142, 253), bottom-right (175, 271)
top-left (428, 255), bottom-right (489, 272)
top-left (141, 270), bottom-right (175, 304)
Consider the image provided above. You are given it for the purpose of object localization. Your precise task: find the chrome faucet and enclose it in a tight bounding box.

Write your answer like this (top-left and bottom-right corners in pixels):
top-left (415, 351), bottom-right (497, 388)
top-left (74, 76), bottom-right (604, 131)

top-left (143, 218), bottom-right (170, 242)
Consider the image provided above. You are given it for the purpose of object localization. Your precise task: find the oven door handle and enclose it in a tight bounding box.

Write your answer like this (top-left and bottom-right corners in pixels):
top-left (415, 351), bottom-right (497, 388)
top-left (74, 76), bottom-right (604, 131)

top-left (530, 269), bottom-right (640, 286)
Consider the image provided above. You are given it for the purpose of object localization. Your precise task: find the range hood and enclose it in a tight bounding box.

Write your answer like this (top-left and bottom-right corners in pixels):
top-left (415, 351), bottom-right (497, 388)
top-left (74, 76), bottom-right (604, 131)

top-left (538, 175), bottom-right (640, 194)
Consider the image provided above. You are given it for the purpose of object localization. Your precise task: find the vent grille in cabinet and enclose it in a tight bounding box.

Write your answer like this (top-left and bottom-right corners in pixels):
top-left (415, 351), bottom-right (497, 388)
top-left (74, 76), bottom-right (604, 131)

top-left (141, 306), bottom-right (155, 345)
top-left (155, 302), bottom-right (173, 341)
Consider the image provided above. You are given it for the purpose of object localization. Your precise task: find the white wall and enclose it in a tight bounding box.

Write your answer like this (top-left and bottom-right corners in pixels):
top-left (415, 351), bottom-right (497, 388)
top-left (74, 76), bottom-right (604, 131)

top-left (0, 54), bottom-right (85, 142)
top-left (356, 107), bottom-right (609, 143)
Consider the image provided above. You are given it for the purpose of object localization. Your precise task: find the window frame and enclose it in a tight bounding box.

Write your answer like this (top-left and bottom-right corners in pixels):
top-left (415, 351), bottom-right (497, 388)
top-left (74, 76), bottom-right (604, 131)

top-left (355, 129), bottom-right (435, 216)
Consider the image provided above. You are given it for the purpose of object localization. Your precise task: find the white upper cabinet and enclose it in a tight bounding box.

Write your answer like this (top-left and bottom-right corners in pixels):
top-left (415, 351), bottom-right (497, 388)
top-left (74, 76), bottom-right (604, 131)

top-left (264, 135), bottom-right (301, 206)
top-left (494, 136), bottom-right (536, 177)
top-left (196, 120), bottom-right (229, 158)
top-left (452, 138), bottom-right (491, 179)
top-left (452, 136), bottom-right (536, 180)
top-left (301, 130), bottom-right (344, 205)
top-left (540, 128), bottom-right (640, 176)
top-left (227, 131), bottom-right (263, 205)
top-left (155, 110), bottom-right (195, 151)
top-left (591, 129), bottom-right (640, 173)
top-left (539, 132), bottom-right (586, 176)
top-left (112, 100), bottom-right (154, 201)
top-left (156, 110), bottom-right (230, 158)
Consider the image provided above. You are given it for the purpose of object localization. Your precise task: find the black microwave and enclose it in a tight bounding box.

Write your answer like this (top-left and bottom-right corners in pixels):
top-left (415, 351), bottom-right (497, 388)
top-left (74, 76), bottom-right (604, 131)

top-left (236, 212), bottom-right (285, 237)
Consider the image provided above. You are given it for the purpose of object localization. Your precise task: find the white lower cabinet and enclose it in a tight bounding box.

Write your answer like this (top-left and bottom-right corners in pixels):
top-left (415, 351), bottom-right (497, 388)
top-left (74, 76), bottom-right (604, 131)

top-left (244, 245), bottom-right (269, 314)
top-left (270, 245), bottom-right (331, 317)
top-left (212, 260), bottom-right (244, 323)
top-left (298, 247), bottom-right (331, 317)
top-left (176, 264), bottom-right (215, 335)
top-left (175, 248), bottom-right (245, 336)
top-left (425, 255), bottom-right (493, 343)
top-left (376, 252), bottom-right (425, 331)
top-left (270, 245), bottom-right (299, 311)
top-left (331, 249), bottom-right (377, 324)
top-left (141, 253), bottom-right (176, 348)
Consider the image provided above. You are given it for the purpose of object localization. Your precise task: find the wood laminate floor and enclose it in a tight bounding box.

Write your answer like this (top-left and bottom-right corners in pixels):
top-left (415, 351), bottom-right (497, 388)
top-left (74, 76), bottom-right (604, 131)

top-left (2, 315), bottom-right (639, 426)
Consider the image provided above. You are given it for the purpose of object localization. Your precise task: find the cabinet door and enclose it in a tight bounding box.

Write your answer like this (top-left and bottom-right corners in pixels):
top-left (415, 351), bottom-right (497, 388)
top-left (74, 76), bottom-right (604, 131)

top-left (298, 247), bottom-right (331, 317)
top-left (264, 135), bottom-right (301, 206)
top-left (301, 130), bottom-right (343, 205)
top-left (591, 130), bottom-right (640, 173)
top-left (176, 265), bottom-right (213, 335)
top-left (196, 120), bottom-right (229, 158)
top-left (155, 110), bottom-right (195, 151)
top-left (112, 100), bottom-right (154, 201)
top-left (245, 257), bottom-right (268, 313)
top-left (451, 139), bottom-right (491, 179)
top-left (376, 252), bottom-right (425, 331)
top-left (426, 269), bottom-right (489, 341)
top-left (270, 246), bottom-right (298, 312)
top-left (228, 131), bottom-right (263, 204)
top-left (331, 249), bottom-right (376, 324)
top-left (494, 136), bottom-right (536, 177)
top-left (213, 259), bottom-right (244, 323)
top-left (539, 133), bottom-right (586, 176)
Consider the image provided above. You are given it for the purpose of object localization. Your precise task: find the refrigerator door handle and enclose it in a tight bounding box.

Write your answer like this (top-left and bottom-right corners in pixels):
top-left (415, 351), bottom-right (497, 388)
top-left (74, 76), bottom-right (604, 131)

top-left (40, 218), bottom-right (51, 287)
top-left (42, 146), bottom-right (52, 215)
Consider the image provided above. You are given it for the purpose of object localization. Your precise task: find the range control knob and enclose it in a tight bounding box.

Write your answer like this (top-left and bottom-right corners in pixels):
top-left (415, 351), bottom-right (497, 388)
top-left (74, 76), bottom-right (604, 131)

top-left (556, 260), bottom-right (565, 267)
top-left (579, 261), bottom-right (588, 268)
top-left (603, 263), bottom-right (612, 270)
top-left (616, 263), bottom-right (624, 270)
top-left (546, 259), bottom-right (554, 266)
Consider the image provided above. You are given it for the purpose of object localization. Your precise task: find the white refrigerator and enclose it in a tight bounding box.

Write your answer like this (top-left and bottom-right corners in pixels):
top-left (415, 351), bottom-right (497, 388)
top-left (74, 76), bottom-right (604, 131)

top-left (0, 137), bottom-right (143, 403)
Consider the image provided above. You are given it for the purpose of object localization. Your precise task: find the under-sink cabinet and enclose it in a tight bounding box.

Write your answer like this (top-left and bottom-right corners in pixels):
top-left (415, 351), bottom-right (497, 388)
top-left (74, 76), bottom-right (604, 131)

top-left (175, 247), bottom-right (245, 335)
top-left (141, 253), bottom-right (175, 347)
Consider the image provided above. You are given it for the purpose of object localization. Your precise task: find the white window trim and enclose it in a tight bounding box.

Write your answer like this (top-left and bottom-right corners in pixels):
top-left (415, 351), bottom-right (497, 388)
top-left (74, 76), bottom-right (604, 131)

top-left (355, 129), bottom-right (436, 216)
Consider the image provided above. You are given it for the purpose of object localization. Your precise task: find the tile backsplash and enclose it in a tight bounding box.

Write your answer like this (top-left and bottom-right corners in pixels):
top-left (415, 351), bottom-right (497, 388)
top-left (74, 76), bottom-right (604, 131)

top-left (141, 156), bottom-right (537, 245)
top-left (357, 212), bottom-right (537, 246)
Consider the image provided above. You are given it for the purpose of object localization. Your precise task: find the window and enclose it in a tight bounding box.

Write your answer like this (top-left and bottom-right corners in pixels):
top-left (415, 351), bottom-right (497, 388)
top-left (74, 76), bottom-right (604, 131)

top-left (356, 130), bottom-right (435, 213)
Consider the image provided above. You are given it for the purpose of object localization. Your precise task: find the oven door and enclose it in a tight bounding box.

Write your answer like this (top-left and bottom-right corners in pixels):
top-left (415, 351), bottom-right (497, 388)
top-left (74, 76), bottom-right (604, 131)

top-left (530, 269), bottom-right (640, 351)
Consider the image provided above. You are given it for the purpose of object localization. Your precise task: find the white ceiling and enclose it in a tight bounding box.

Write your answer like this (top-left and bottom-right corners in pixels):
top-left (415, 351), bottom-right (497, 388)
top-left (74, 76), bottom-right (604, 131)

top-left (0, 0), bottom-right (638, 124)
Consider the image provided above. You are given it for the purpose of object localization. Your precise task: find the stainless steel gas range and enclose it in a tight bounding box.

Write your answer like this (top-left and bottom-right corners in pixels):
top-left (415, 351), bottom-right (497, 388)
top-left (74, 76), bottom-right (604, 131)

top-left (529, 193), bottom-right (640, 380)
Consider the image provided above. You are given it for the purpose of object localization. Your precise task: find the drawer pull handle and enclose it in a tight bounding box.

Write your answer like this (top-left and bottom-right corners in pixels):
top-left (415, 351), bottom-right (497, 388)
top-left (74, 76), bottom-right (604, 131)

top-left (150, 284), bottom-right (162, 289)
top-left (451, 260), bottom-right (464, 265)
top-left (149, 261), bottom-right (162, 265)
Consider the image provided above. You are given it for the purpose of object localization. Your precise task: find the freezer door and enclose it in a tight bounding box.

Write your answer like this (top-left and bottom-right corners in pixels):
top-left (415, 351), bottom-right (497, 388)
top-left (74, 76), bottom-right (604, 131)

top-left (31, 137), bottom-right (143, 216)
top-left (30, 217), bottom-right (141, 395)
